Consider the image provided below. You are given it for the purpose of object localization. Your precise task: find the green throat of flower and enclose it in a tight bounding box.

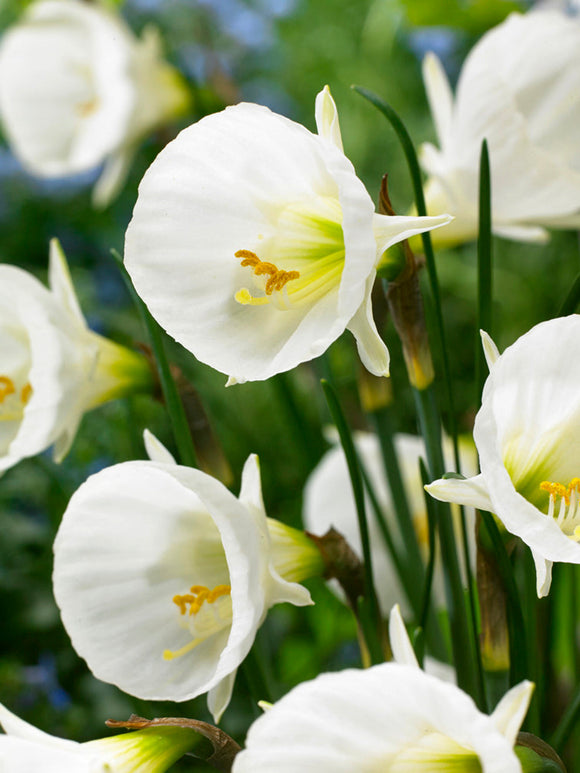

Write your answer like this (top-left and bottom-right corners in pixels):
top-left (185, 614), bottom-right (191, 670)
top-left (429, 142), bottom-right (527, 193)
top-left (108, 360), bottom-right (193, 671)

top-left (0, 374), bottom-right (32, 421)
top-left (234, 197), bottom-right (346, 310)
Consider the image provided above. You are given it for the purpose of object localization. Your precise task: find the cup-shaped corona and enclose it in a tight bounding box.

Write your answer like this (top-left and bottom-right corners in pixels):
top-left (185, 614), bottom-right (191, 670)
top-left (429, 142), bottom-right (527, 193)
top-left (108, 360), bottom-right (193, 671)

top-left (0, 0), bottom-right (191, 206)
top-left (419, 10), bottom-right (580, 246)
top-left (124, 86), bottom-right (451, 384)
top-left (427, 317), bottom-right (580, 597)
top-left (0, 239), bottom-right (152, 472)
top-left (53, 442), bottom-right (323, 721)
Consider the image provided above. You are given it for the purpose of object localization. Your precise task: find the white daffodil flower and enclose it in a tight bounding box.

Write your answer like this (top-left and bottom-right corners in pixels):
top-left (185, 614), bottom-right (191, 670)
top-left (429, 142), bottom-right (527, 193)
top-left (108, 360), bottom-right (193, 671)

top-left (419, 11), bottom-right (580, 247)
top-left (124, 86), bottom-right (452, 384)
top-left (0, 701), bottom-right (199, 772)
top-left (0, 238), bottom-right (152, 472)
top-left (53, 438), bottom-right (323, 721)
top-left (426, 317), bottom-right (580, 598)
top-left (303, 431), bottom-right (476, 615)
top-left (233, 604), bottom-right (533, 772)
top-left (0, 0), bottom-right (191, 207)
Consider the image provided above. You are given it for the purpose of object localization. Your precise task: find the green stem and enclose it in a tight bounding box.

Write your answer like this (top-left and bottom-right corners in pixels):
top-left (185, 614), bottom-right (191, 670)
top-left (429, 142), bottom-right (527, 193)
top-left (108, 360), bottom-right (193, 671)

top-left (321, 379), bottom-right (383, 663)
top-left (551, 682), bottom-right (580, 753)
top-left (476, 139), bottom-right (493, 404)
top-left (111, 250), bottom-right (198, 468)
top-left (418, 458), bottom-right (437, 634)
top-left (353, 86), bottom-right (461, 473)
top-left (371, 407), bottom-right (425, 580)
top-left (414, 385), bottom-right (482, 705)
top-left (558, 270), bottom-right (580, 316)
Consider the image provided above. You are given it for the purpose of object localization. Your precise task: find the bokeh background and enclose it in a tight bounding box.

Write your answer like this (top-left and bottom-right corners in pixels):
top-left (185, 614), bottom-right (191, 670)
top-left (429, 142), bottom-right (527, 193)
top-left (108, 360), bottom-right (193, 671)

top-left (1, 0), bottom-right (578, 769)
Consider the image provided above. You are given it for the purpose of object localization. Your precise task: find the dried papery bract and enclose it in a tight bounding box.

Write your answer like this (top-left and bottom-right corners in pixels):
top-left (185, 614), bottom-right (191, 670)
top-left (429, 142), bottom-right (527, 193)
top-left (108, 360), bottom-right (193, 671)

top-left (419, 10), bottom-right (580, 246)
top-left (124, 86), bottom-right (452, 384)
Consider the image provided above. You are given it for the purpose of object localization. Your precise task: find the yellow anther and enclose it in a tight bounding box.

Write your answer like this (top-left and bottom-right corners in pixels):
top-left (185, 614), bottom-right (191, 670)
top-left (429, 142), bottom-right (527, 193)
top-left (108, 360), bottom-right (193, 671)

top-left (0, 376), bottom-right (15, 404)
top-left (235, 249), bottom-right (300, 296)
top-left (77, 97), bottom-right (99, 117)
top-left (540, 480), bottom-right (570, 504)
top-left (172, 584), bottom-right (231, 616)
top-left (20, 383), bottom-right (32, 405)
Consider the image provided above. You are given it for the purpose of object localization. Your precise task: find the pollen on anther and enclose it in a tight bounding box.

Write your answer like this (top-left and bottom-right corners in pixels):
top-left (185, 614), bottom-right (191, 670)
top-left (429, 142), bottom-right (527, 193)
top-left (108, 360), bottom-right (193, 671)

top-left (0, 375), bottom-right (15, 403)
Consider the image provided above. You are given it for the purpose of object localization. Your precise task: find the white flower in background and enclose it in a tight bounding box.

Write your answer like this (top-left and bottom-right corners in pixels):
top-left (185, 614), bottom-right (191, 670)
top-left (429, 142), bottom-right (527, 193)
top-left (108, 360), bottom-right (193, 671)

top-left (0, 701), bottom-right (199, 772)
top-left (233, 604), bottom-right (533, 772)
top-left (124, 86), bottom-right (451, 384)
top-left (0, 238), bottom-right (152, 472)
top-left (426, 317), bottom-right (580, 598)
top-left (420, 11), bottom-right (580, 246)
top-left (303, 431), bottom-right (476, 615)
top-left (53, 436), bottom-right (323, 721)
top-left (0, 0), bottom-right (191, 207)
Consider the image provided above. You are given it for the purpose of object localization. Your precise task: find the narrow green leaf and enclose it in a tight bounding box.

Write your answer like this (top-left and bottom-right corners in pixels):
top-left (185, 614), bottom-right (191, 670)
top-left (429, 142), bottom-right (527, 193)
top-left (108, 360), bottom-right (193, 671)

top-left (111, 249), bottom-right (198, 468)
top-left (321, 379), bottom-right (383, 663)
top-left (476, 139), bottom-right (493, 403)
top-left (558, 271), bottom-right (580, 316)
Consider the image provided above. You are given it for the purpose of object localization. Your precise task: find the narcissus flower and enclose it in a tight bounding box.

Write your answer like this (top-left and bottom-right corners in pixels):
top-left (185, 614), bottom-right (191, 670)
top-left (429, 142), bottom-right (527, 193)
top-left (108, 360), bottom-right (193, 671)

top-left (303, 431), bottom-right (476, 615)
top-left (0, 0), bottom-right (190, 206)
top-left (233, 604), bottom-right (533, 772)
top-left (124, 86), bottom-right (451, 384)
top-left (420, 11), bottom-right (580, 246)
top-left (0, 239), bottom-right (152, 472)
top-left (0, 701), bottom-right (199, 772)
top-left (53, 437), bottom-right (323, 721)
top-left (426, 317), bottom-right (580, 597)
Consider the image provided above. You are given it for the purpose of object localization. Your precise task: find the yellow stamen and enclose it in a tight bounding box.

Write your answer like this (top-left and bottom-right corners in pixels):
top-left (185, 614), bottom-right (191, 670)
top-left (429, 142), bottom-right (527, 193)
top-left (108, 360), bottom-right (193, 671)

top-left (172, 584), bottom-right (231, 616)
top-left (20, 383), bottom-right (32, 405)
top-left (77, 97), bottom-right (99, 117)
top-left (235, 249), bottom-right (300, 297)
top-left (540, 479), bottom-right (580, 506)
top-left (0, 376), bottom-right (15, 403)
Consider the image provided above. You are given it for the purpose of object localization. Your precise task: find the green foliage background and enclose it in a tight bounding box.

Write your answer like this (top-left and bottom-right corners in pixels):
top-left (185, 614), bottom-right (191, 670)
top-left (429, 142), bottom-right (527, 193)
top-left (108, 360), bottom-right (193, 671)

top-left (1, 0), bottom-right (579, 769)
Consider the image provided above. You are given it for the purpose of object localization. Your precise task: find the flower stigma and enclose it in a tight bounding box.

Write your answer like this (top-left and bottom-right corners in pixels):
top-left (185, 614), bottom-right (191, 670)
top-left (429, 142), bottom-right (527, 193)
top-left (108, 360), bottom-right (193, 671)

top-left (163, 584), bottom-right (232, 662)
top-left (540, 478), bottom-right (580, 541)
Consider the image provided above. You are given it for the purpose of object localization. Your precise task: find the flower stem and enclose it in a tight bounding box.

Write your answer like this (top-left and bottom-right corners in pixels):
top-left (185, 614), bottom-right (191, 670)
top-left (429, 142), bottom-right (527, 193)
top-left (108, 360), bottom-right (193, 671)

top-left (111, 249), bottom-right (198, 468)
top-left (476, 139), bottom-right (493, 402)
top-left (551, 681), bottom-right (580, 754)
top-left (321, 379), bottom-right (384, 664)
top-left (414, 385), bottom-right (483, 706)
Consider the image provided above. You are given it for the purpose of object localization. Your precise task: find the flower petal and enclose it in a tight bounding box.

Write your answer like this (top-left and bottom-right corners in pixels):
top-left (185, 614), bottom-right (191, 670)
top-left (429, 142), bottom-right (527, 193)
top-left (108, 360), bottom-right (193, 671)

top-left (388, 604), bottom-right (419, 669)
top-left (314, 85), bottom-right (343, 152)
top-left (422, 52), bottom-right (454, 150)
top-left (489, 681), bottom-right (534, 746)
top-left (425, 473), bottom-right (493, 512)
top-left (143, 429), bottom-right (177, 465)
top-left (346, 278), bottom-right (390, 377)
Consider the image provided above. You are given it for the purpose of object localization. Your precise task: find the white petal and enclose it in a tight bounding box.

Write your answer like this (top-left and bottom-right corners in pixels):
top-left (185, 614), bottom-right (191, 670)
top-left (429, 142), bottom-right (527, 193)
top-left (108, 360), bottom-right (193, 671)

top-left (388, 604), bottom-right (419, 668)
top-left (532, 551), bottom-right (553, 598)
top-left (53, 462), bottom-right (267, 703)
top-left (480, 330), bottom-right (500, 371)
top-left (492, 223), bottom-right (550, 244)
top-left (234, 663), bottom-right (523, 772)
top-left (92, 145), bottom-right (135, 208)
top-left (0, 737), bottom-right (95, 773)
top-left (239, 454), bottom-right (265, 515)
top-left (346, 278), bottom-right (390, 377)
top-left (0, 703), bottom-right (78, 752)
top-left (143, 428), bottom-right (176, 465)
top-left (314, 85), bottom-right (343, 152)
top-left (425, 473), bottom-right (493, 512)
top-left (490, 681), bottom-right (534, 746)
top-left (422, 52), bottom-right (454, 149)
top-left (48, 238), bottom-right (86, 328)
top-left (208, 670), bottom-right (238, 723)
top-left (372, 212), bottom-right (453, 256)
